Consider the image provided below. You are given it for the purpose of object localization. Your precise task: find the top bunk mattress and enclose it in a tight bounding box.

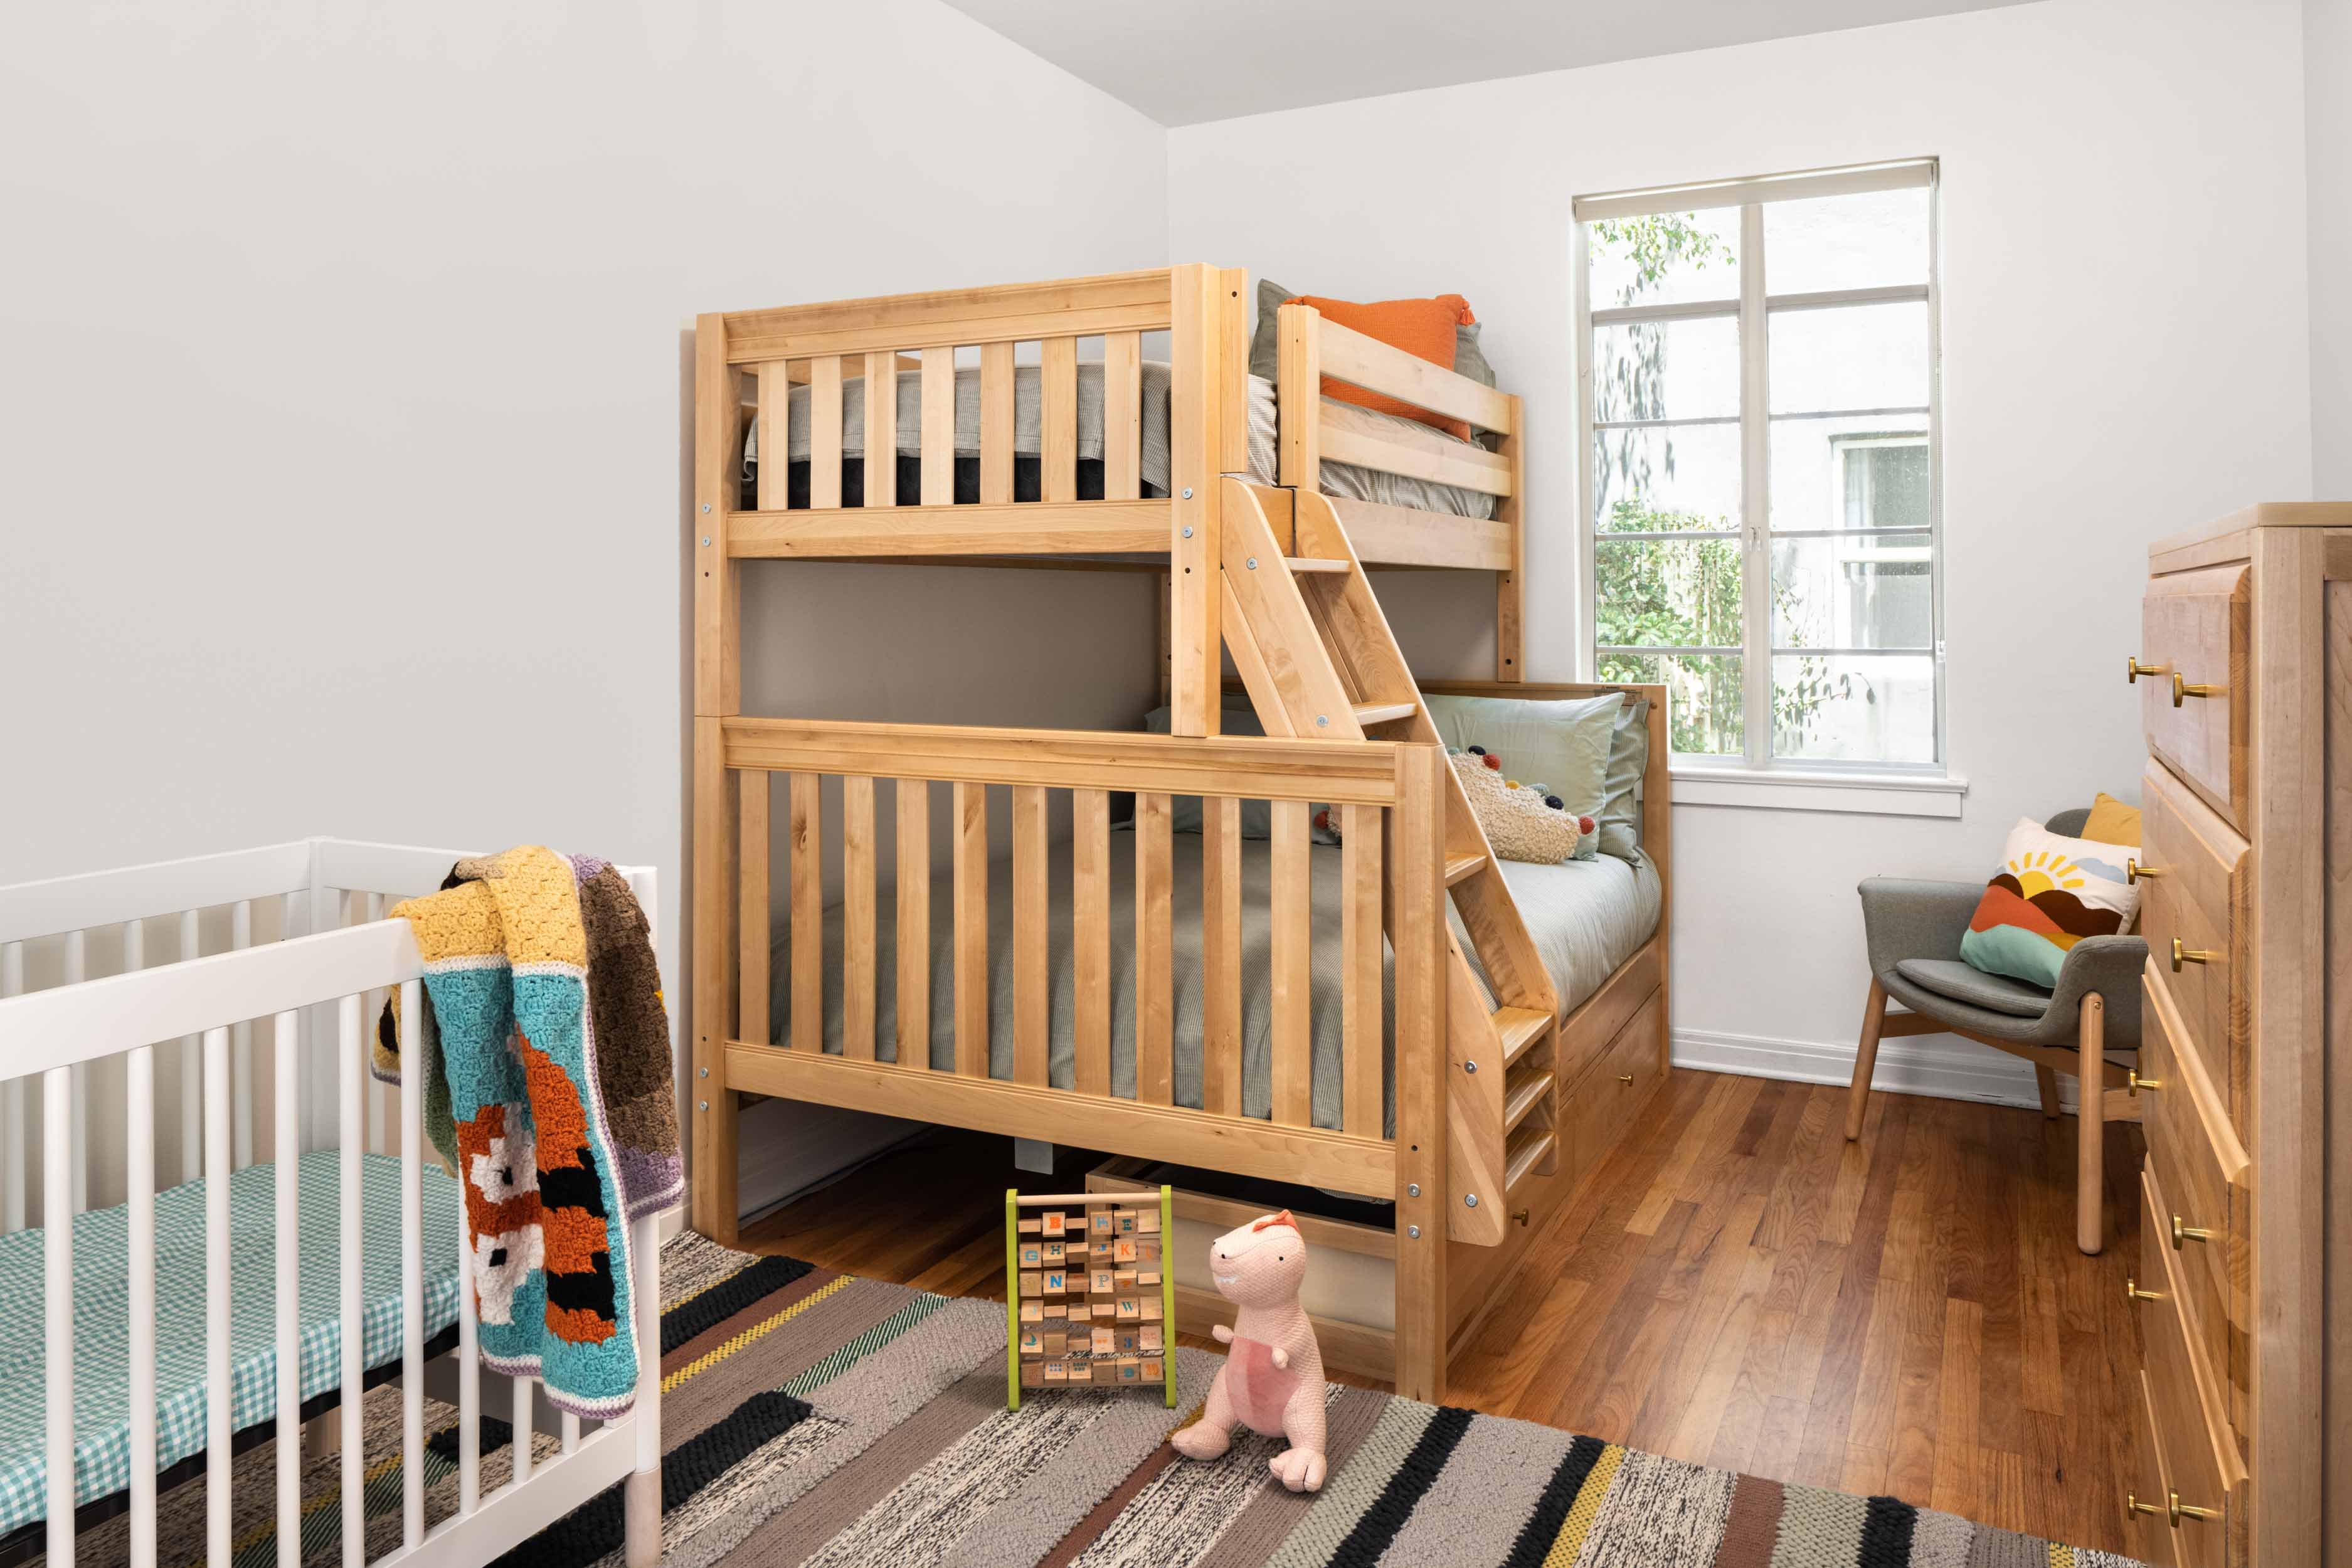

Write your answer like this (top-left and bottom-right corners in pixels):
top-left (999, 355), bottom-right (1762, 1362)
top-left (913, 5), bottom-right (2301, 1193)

top-left (741, 361), bottom-right (1497, 521)
top-left (770, 834), bottom-right (1660, 1138)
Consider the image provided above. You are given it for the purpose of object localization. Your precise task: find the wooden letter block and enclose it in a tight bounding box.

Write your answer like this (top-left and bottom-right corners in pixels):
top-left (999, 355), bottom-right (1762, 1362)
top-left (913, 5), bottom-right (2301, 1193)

top-left (1137, 1268), bottom-right (1161, 1286)
top-left (1142, 1296), bottom-right (1162, 1322)
top-left (1136, 1208), bottom-right (1160, 1234)
top-left (1091, 1212), bottom-right (1115, 1236)
top-left (1116, 1296), bottom-right (1141, 1321)
top-left (1115, 1268), bottom-right (1138, 1289)
top-left (1113, 1328), bottom-right (1140, 1353)
top-left (1019, 1219), bottom-right (1041, 1234)
top-left (1091, 1326), bottom-right (1115, 1356)
top-left (1138, 1238), bottom-right (1160, 1264)
top-left (1041, 1211), bottom-right (1067, 1237)
top-left (1069, 1362), bottom-right (1095, 1385)
top-left (1042, 1241), bottom-right (1065, 1264)
top-left (1044, 1360), bottom-right (1067, 1383)
top-left (1116, 1212), bottom-right (1137, 1236)
top-left (1044, 1301), bottom-right (1066, 1320)
top-left (1113, 1239), bottom-right (1138, 1263)
top-left (1041, 1330), bottom-right (1066, 1356)
top-left (1019, 1243), bottom-right (1042, 1268)
top-left (1019, 1271), bottom-right (1041, 1296)
top-left (1117, 1358), bottom-right (1141, 1382)
top-left (1020, 1300), bottom-right (1042, 1323)
top-left (1021, 1362), bottom-right (1044, 1388)
top-left (1140, 1358), bottom-right (1162, 1381)
top-left (1044, 1271), bottom-right (1067, 1295)
top-left (1139, 1325), bottom-right (1163, 1352)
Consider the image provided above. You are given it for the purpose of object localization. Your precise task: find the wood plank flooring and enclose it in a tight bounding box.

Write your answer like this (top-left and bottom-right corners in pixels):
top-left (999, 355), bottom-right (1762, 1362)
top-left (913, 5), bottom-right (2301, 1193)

top-left (736, 1067), bottom-right (2147, 1556)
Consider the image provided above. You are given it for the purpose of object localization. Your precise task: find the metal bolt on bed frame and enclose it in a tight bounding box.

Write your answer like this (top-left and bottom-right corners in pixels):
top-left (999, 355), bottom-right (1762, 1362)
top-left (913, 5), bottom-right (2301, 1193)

top-left (1406, 1183), bottom-right (1420, 1197)
top-left (1407, 1225), bottom-right (1421, 1239)
top-left (1465, 1194), bottom-right (1480, 1208)
top-left (1464, 1060), bottom-right (1478, 1073)
top-left (1181, 487), bottom-right (1193, 499)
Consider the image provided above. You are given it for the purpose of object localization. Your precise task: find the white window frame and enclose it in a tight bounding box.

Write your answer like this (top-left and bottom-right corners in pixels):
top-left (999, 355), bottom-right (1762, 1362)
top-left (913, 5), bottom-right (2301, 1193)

top-left (1574, 158), bottom-right (1959, 810)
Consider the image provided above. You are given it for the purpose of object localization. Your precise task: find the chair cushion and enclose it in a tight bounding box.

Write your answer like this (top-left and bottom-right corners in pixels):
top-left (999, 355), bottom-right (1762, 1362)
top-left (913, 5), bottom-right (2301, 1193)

top-left (1895, 958), bottom-right (2053, 1019)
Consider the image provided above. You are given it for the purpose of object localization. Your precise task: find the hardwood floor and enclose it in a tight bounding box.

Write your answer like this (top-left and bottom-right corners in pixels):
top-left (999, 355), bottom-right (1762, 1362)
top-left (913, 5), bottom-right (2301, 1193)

top-left (736, 1067), bottom-right (2147, 1556)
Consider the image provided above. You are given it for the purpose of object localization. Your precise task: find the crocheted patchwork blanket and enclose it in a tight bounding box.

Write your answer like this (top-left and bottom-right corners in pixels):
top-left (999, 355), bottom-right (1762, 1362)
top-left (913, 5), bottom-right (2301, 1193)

top-left (375, 845), bottom-right (681, 1417)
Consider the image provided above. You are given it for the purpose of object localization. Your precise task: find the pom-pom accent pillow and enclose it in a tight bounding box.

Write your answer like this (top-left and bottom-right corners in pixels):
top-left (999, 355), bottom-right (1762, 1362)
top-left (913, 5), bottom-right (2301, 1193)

top-left (1958, 818), bottom-right (2141, 990)
top-left (1449, 747), bottom-right (1595, 864)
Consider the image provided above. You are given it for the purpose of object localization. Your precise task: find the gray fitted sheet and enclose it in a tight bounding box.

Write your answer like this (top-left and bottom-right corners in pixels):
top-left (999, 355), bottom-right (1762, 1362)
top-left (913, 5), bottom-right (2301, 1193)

top-left (771, 837), bottom-right (1658, 1135)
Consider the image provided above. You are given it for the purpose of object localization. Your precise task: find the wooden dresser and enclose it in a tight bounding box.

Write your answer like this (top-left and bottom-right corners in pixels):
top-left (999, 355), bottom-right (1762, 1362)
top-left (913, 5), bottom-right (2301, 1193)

top-left (2124, 502), bottom-right (2351, 1568)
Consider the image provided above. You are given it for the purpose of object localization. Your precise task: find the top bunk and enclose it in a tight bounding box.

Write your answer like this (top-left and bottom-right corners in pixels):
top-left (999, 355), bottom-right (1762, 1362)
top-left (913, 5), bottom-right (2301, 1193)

top-left (692, 265), bottom-right (1523, 576)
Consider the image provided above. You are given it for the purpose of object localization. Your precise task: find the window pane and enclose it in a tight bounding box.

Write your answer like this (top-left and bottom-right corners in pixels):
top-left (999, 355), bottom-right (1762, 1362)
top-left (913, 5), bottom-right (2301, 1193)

top-left (1598, 651), bottom-right (1745, 757)
top-left (1596, 537), bottom-right (1745, 648)
top-left (1587, 208), bottom-right (1742, 309)
top-left (1767, 302), bottom-right (1929, 414)
top-left (1771, 532), bottom-right (1933, 649)
top-left (1593, 423), bottom-right (1740, 532)
top-left (1772, 652), bottom-right (1936, 763)
top-left (1762, 186), bottom-right (1930, 294)
top-left (1593, 316), bottom-right (1740, 423)
top-left (1767, 414), bottom-right (1929, 532)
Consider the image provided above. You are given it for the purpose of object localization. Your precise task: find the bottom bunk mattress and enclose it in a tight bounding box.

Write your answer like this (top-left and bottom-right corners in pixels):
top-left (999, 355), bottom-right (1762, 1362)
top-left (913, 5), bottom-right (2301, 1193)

top-left (772, 835), bottom-right (1661, 1136)
top-left (0, 1150), bottom-right (464, 1535)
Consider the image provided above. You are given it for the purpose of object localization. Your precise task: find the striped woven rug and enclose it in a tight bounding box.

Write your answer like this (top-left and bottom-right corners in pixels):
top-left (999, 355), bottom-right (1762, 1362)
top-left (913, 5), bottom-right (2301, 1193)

top-left (43, 1234), bottom-right (2148, 1568)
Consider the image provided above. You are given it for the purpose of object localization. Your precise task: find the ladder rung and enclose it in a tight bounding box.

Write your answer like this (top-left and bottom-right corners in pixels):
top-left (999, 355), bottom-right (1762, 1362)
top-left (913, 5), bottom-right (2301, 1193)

top-left (1351, 701), bottom-right (1417, 726)
top-left (1285, 557), bottom-right (1352, 573)
top-left (1503, 1070), bottom-right (1554, 1134)
top-left (1444, 851), bottom-right (1487, 886)
top-left (1505, 1125), bottom-right (1555, 1192)
top-left (1494, 1007), bottom-right (1552, 1066)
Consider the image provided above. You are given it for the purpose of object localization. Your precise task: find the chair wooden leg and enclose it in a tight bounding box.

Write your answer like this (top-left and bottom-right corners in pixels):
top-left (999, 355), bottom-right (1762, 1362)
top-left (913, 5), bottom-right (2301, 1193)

top-left (2035, 1063), bottom-right (2062, 1120)
top-left (1847, 977), bottom-right (1888, 1141)
top-left (2077, 992), bottom-right (2106, 1255)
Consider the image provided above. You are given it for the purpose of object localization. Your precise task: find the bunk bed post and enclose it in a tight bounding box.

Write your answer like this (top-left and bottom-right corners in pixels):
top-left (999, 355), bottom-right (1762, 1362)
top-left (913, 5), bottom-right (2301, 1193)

top-left (1389, 743), bottom-right (1450, 1402)
top-left (1276, 301), bottom-right (1321, 491)
top-left (1495, 393), bottom-right (1526, 682)
top-left (692, 312), bottom-right (743, 1243)
top-left (1167, 264), bottom-right (1242, 737)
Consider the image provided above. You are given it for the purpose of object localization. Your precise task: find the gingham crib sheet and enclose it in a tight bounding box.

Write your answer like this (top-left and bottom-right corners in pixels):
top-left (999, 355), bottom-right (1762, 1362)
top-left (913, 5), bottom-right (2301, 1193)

top-left (0, 1149), bottom-right (463, 1536)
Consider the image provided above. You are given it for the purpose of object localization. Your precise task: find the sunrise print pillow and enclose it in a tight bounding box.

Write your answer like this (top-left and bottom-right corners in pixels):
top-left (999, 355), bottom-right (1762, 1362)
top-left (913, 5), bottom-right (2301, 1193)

top-left (1957, 818), bottom-right (2141, 990)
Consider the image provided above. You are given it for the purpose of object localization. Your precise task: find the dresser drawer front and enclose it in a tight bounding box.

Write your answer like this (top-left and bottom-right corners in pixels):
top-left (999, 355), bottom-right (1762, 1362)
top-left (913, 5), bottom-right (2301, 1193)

top-left (2138, 975), bottom-right (2250, 1436)
top-left (2137, 763), bottom-right (2250, 1126)
top-left (2140, 564), bottom-right (2249, 829)
top-left (2137, 1164), bottom-right (2247, 1568)
top-left (2130, 1367), bottom-right (2180, 1568)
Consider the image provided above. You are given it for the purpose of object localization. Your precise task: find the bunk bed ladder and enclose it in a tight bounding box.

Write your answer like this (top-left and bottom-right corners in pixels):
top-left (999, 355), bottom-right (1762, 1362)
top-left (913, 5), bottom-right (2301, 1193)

top-left (1219, 479), bottom-right (1562, 1245)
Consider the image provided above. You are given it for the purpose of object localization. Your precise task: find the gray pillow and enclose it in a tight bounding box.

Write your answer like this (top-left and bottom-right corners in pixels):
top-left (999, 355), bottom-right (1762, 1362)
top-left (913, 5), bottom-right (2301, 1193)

top-left (1422, 692), bottom-right (1622, 861)
top-left (1596, 696), bottom-right (1651, 863)
top-left (1246, 278), bottom-right (1497, 400)
top-left (1142, 703), bottom-right (1337, 842)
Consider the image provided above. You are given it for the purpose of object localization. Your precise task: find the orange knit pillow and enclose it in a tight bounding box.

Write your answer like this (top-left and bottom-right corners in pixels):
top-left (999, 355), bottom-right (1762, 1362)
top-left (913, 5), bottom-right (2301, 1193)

top-left (1291, 292), bottom-right (1476, 438)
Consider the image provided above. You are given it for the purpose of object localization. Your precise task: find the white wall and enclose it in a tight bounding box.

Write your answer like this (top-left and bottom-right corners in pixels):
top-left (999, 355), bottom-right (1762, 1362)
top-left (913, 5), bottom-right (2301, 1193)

top-left (1169, 0), bottom-right (2316, 1100)
top-left (2313, 0), bottom-right (2352, 497)
top-left (1, 0), bottom-right (1168, 1207)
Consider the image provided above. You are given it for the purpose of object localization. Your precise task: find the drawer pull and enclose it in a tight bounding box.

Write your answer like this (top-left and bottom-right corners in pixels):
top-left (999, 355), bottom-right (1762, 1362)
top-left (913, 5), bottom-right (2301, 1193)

top-left (2126, 857), bottom-right (2161, 884)
top-left (2126, 655), bottom-right (2164, 684)
top-left (1617, 1073), bottom-right (1634, 1085)
top-left (2170, 937), bottom-right (2216, 972)
top-left (2128, 1489), bottom-right (2219, 1528)
top-left (2127, 1068), bottom-right (2162, 1096)
top-left (1512, 1207), bottom-right (1530, 1227)
top-left (2125, 1276), bottom-right (2165, 1303)
top-left (2171, 1213), bottom-right (2215, 1249)
top-left (2171, 671), bottom-right (2220, 707)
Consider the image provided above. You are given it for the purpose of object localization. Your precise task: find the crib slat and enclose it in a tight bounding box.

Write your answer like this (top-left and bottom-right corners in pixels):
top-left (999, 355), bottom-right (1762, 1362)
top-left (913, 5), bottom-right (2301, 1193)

top-left (178, 909), bottom-right (203, 1184)
top-left (1104, 331), bottom-right (1142, 500)
top-left (1041, 336), bottom-right (1078, 504)
top-left (66, 930), bottom-right (85, 1214)
top-left (1341, 805), bottom-right (1385, 1137)
top-left (809, 354), bottom-right (844, 509)
top-left (513, 1379), bottom-right (534, 1486)
top-left (126, 1037), bottom-right (156, 1568)
top-left (790, 773), bottom-right (823, 1053)
top-left (282, 893), bottom-right (309, 1160)
top-left (400, 978), bottom-right (424, 1547)
top-left (1271, 801), bottom-right (1312, 1126)
top-left (1135, 793), bottom-right (1173, 1106)
top-left (896, 779), bottom-right (930, 1069)
top-left (3, 941), bottom-right (23, 1232)
top-left (920, 346), bottom-right (955, 505)
top-left (232, 899), bottom-right (254, 1170)
top-left (979, 342), bottom-right (1014, 504)
top-left (756, 362), bottom-right (789, 511)
top-left (204, 1024), bottom-right (231, 1568)
top-left (953, 781), bottom-right (988, 1077)
top-left (563, 1411), bottom-right (581, 1456)
top-left (863, 351), bottom-right (899, 507)
top-left (1201, 797), bottom-right (1242, 1117)
top-left (45, 1061), bottom-right (74, 1568)
top-left (1071, 788), bottom-right (1110, 1097)
top-left (739, 770), bottom-right (771, 1050)
top-left (628, 1210), bottom-right (662, 1559)
top-left (1012, 785), bottom-right (1048, 1085)
top-left (339, 993), bottom-right (373, 1560)
top-left (843, 776), bottom-right (877, 1061)
top-left (273, 1009), bottom-right (301, 1566)
top-left (366, 892), bottom-right (388, 1157)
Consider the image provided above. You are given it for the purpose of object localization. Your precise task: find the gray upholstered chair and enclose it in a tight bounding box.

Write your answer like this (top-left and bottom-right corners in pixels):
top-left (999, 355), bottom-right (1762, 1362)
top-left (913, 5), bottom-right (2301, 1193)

top-left (1846, 807), bottom-right (2147, 1255)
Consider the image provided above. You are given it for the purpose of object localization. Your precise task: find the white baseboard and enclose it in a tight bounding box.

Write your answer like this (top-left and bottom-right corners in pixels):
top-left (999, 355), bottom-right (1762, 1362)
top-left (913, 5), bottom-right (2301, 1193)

top-left (1671, 1023), bottom-right (2074, 1113)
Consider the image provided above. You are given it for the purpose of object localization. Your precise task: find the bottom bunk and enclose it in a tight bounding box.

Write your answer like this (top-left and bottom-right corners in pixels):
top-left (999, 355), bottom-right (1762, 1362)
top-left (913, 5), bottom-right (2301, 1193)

top-left (0, 1152), bottom-right (463, 1554)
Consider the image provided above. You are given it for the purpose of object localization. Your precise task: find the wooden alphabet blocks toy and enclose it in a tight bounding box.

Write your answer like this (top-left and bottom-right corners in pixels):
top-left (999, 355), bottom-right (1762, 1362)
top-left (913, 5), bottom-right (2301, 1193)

top-left (1007, 1185), bottom-right (1177, 1410)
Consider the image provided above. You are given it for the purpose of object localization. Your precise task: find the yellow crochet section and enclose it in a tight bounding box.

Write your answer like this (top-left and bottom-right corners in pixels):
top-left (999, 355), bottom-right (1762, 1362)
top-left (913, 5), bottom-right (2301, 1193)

top-left (391, 845), bottom-right (587, 968)
top-left (1542, 1441), bottom-right (1623, 1565)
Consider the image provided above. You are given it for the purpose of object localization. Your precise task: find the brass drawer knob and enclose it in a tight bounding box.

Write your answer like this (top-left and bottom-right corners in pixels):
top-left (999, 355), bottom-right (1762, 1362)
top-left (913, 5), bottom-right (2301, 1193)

top-left (2171, 1213), bottom-right (2215, 1249)
top-left (1617, 1073), bottom-right (1634, 1084)
top-left (2126, 857), bottom-right (2161, 884)
top-left (2126, 1490), bottom-right (2163, 1519)
top-left (2127, 1068), bottom-right (2163, 1096)
top-left (2126, 1488), bottom-right (2220, 1528)
top-left (1512, 1207), bottom-right (1530, 1227)
top-left (2126, 1275), bottom-right (2165, 1303)
top-left (2126, 655), bottom-right (2163, 684)
top-left (2170, 937), bottom-right (2215, 972)
top-left (2171, 670), bottom-right (2219, 707)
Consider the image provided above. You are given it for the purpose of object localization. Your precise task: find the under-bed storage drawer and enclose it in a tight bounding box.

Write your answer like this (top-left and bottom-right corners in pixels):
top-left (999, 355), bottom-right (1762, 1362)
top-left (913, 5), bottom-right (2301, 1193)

top-left (1560, 987), bottom-right (1664, 1182)
top-left (2139, 564), bottom-right (2249, 830)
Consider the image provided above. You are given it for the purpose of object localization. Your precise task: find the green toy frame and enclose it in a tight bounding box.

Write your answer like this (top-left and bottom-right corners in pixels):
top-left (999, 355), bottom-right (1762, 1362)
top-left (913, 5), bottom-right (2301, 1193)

top-left (1005, 1185), bottom-right (1177, 1410)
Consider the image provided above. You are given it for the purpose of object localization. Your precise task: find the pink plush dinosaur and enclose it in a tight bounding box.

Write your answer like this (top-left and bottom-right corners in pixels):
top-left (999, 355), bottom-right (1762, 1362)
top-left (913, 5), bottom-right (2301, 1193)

top-left (1169, 1209), bottom-right (1328, 1491)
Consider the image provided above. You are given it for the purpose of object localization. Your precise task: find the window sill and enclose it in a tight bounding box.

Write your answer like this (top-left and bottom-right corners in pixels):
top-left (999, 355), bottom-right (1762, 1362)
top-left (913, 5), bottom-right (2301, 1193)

top-left (1666, 766), bottom-right (1968, 818)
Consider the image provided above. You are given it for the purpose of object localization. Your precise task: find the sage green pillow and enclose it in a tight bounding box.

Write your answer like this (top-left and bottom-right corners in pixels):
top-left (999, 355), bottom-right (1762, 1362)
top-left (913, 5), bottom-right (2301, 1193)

top-left (1422, 693), bottom-right (1623, 858)
top-left (1596, 696), bottom-right (1650, 863)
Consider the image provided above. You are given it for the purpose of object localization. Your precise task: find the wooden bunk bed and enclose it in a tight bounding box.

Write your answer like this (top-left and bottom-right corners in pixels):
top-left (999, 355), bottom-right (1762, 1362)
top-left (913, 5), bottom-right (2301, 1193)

top-left (690, 264), bottom-right (1671, 1401)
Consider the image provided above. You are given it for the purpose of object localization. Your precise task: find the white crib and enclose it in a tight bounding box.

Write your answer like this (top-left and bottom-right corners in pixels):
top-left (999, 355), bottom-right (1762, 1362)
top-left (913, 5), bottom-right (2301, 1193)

top-left (0, 838), bottom-right (662, 1568)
